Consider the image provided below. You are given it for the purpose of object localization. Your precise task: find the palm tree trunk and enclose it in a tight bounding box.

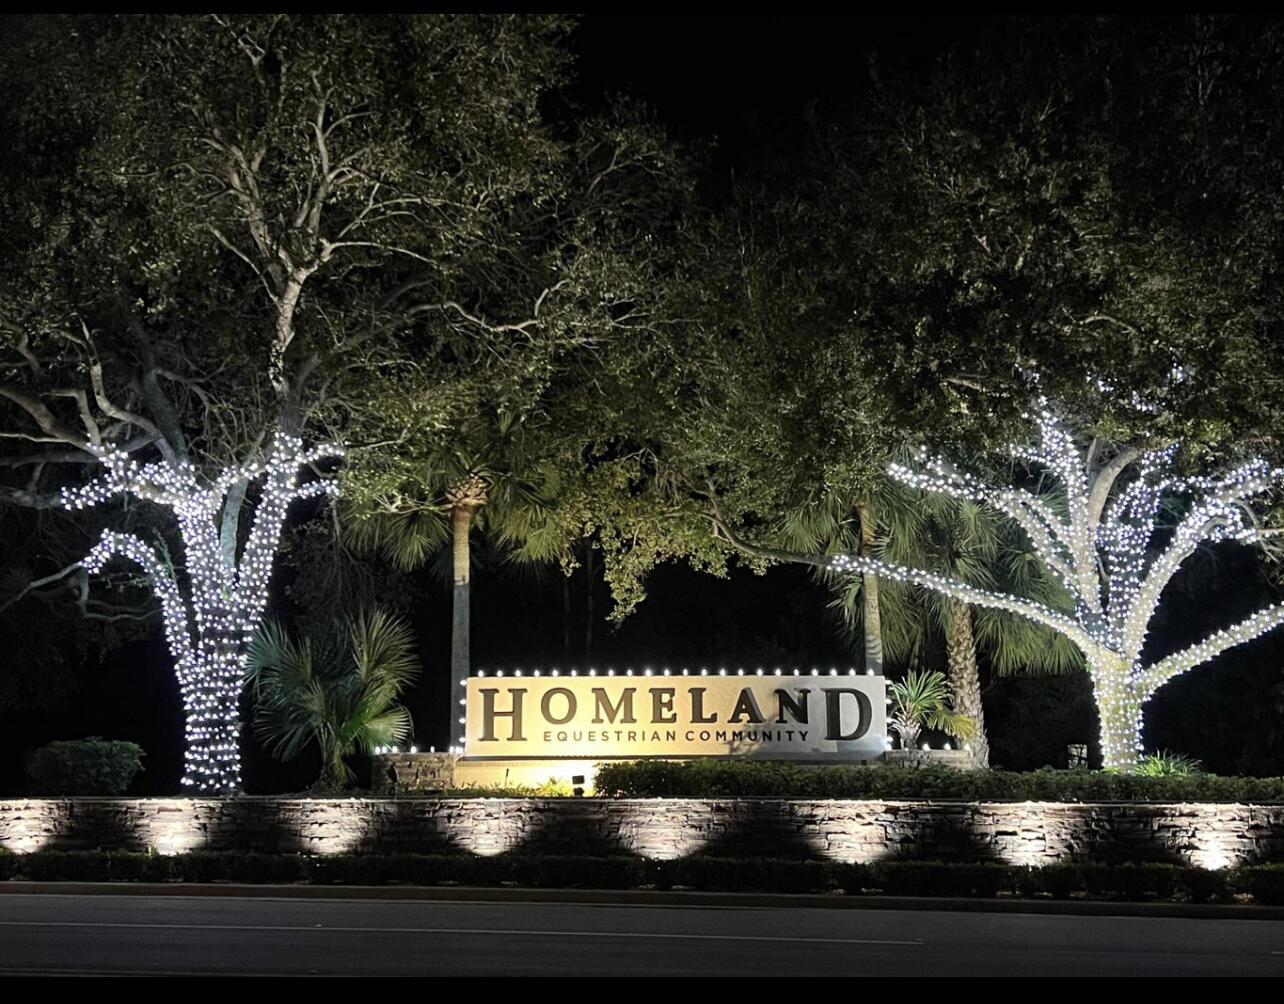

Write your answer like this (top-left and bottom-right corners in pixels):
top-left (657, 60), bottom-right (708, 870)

top-left (449, 503), bottom-right (474, 750)
top-left (856, 499), bottom-right (884, 676)
top-left (945, 598), bottom-right (990, 767)
top-left (317, 754), bottom-right (348, 793)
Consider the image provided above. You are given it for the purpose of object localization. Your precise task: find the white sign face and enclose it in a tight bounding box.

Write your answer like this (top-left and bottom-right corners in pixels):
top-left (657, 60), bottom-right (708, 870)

top-left (465, 675), bottom-right (885, 760)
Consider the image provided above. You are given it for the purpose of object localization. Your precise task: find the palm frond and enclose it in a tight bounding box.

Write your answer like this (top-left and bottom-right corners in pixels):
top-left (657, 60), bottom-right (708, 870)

top-left (356, 707), bottom-right (414, 752)
top-left (349, 609), bottom-right (420, 688)
top-left (345, 508), bottom-right (450, 572)
top-left (248, 608), bottom-right (420, 789)
top-left (888, 669), bottom-right (975, 742)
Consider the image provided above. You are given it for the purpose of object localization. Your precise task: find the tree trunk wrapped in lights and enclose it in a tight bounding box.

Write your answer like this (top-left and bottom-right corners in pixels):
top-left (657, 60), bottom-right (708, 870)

top-left (64, 436), bottom-right (342, 794)
top-left (831, 407), bottom-right (1284, 771)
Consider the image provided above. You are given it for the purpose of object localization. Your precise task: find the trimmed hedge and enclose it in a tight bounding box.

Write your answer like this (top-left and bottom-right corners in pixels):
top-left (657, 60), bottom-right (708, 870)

top-left (8, 850), bottom-right (1284, 903)
top-left (592, 761), bottom-right (1284, 802)
top-left (1, 851), bottom-right (648, 889)
top-left (25, 737), bottom-right (146, 796)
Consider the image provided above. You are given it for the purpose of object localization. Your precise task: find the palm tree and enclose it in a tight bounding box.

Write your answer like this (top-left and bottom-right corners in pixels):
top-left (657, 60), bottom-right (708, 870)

top-left (826, 481), bottom-right (1081, 767)
top-left (345, 407), bottom-right (562, 749)
top-left (246, 609), bottom-right (420, 790)
top-left (779, 486), bottom-right (891, 677)
top-left (887, 668), bottom-right (977, 752)
top-left (888, 493), bottom-right (999, 763)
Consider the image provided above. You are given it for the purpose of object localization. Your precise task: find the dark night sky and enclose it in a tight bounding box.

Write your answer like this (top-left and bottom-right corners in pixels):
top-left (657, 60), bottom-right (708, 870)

top-left (571, 15), bottom-right (983, 164)
top-left (4, 16), bottom-right (1282, 793)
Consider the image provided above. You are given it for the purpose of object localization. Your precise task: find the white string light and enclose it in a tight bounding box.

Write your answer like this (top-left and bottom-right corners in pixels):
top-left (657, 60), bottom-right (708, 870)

top-left (832, 406), bottom-right (1284, 771)
top-left (64, 434), bottom-right (344, 795)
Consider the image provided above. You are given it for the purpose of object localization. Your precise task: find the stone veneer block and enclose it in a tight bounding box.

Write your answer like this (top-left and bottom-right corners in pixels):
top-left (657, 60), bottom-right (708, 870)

top-left (371, 753), bottom-right (461, 794)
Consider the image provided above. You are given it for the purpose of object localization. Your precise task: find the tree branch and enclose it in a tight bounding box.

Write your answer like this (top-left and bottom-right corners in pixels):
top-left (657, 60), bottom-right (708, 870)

top-left (0, 484), bottom-right (62, 508)
top-left (1135, 602), bottom-right (1284, 699)
top-left (0, 382), bottom-right (89, 447)
top-left (0, 562), bottom-right (86, 614)
top-left (1083, 313), bottom-right (1141, 338)
top-left (84, 530), bottom-right (192, 656)
top-left (0, 438), bottom-right (154, 468)
top-left (87, 359), bottom-right (172, 461)
top-left (942, 374), bottom-right (988, 393)
top-left (12, 331), bottom-right (42, 374)
top-left (123, 317), bottom-right (189, 462)
top-left (220, 477), bottom-right (248, 568)
top-left (1088, 444), bottom-right (1142, 530)
top-left (51, 389), bottom-right (101, 446)
top-left (705, 512), bottom-right (828, 567)
top-left (830, 551), bottom-right (1100, 655)
top-left (701, 478), bottom-right (827, 568)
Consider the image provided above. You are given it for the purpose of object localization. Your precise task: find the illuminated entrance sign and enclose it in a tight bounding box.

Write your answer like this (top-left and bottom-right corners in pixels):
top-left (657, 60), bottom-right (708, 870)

top-left (464, 674), bottom-right (885, 759)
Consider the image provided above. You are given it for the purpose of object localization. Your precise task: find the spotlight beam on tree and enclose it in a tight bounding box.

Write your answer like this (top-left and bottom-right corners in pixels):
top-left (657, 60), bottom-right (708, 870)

top-left (831, 407), bottom-right (1284, 771)
top-left (64, 437), bottom-right (343, 795)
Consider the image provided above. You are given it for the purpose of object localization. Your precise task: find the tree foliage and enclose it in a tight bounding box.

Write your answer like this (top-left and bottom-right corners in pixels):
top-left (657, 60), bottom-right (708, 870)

top-left (540, 16), bottom-right (1284, 638)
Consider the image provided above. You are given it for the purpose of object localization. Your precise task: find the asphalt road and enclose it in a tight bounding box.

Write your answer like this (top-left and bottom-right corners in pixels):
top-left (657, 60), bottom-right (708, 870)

top-left (1, 893), bottom-right (1283, 976)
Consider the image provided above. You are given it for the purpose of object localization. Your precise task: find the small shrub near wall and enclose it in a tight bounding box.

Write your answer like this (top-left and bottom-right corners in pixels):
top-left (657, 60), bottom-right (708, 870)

top-left (25, 738), bottom-right (146, 796)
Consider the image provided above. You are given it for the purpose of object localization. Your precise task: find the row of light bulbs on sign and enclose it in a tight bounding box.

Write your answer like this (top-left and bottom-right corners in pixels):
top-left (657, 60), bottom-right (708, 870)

top-left (471, 666), bottom-right (876, 677)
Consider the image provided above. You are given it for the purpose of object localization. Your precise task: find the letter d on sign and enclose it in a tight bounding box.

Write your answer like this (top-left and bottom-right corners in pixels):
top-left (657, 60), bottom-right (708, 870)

top-left (823, 688), bottom-right (873, 741)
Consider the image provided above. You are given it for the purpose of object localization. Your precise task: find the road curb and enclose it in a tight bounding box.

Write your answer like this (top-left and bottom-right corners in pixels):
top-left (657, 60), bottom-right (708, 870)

top-left (3, 881), bottom-right (1284, 919)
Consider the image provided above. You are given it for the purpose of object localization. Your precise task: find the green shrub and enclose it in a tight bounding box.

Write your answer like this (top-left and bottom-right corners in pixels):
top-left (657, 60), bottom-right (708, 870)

top-left (1234, 864), bottom-right (1284, 905)
top-left (1022, 863), bottom-right (1082, 899)
top-left (869, 861), bottom-right (1016, 898)
top-left (0, 851), bottom-right (1247, 902)
top-left (1078, 862), bottom-right (1176, 899)
top-left (505, 854), bottom-right (647, 889)
top-left (592, 760), bottom-right (1284, 802)
top-left (445, 779), bottom-right (576, 798)
top-left (15, 850), bottom-right (174, 882)
top-left (1135, 751), bottom-right (1205, 777)
top-left (25, 737), bottom-right (146, 796)
top-left (178, 852), bottom-right (305, 884)
top-left (310, 854), bottom-right (399, 885)
top-left (664, 856), bottom-right (837, 893)
top-left (1181, 867), bottom-right (1230, 904)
